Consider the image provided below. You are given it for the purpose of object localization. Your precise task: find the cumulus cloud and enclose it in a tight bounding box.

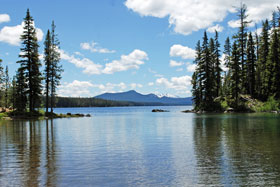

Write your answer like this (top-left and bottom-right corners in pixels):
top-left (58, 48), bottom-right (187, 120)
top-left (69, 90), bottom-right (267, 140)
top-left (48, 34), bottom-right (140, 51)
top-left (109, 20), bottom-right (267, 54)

top-left (207, 24), bottom-right (224, 33)
top-left (156, 75), bottom-right (192, 91)
top-left (80, 41), bottom-right (116, 53)
top-left (125, 0), bottom-right (279, 35)
top-left (169, 60), bottom-right (184, 67)
top-left (186, 63), bottom-right (197, 72)
top-left (148, 82), bottom-right (154, 86)
top-left (0, 22), bottom-right (43, 46)
top-left (61, 49), bottom-right (148, 75)
top-left (96, 82), bottom-right (127, 93)
top-left (103, 49), bottom-right (148, 74)
top-left (170, 44), bottom-right (195, 59)
top-left (0, 14), bottom-right (10, 23)
top-left (130, 83), bottom-right (143, 89)
top-left (60, 49), bottom-right (103, 75)
top-left (58, 80), bottom-right (94, 97)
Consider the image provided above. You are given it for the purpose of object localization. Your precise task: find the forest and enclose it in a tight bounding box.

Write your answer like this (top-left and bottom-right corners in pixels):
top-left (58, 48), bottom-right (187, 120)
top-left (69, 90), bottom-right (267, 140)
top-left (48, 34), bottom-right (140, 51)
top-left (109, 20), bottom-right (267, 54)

top-left (192, 4), bottom-right (280, 112)
top-left (0, 9), bottom-right (62, 116)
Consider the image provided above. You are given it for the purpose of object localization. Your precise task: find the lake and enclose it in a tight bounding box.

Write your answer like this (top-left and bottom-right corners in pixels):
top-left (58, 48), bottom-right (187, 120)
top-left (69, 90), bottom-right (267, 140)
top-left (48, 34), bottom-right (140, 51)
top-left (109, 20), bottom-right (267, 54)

top-left (0, 106), bottom-right (280, 186)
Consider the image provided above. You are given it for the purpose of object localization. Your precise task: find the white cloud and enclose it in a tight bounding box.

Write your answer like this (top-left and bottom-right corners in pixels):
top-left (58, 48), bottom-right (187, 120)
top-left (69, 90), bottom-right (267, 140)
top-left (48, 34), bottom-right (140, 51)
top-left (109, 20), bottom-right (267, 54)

top-left (156, 75), bottom-right (192, 91)
top-left (207, 24), bottom-right (224, 33)
top-left (96, 82), bottom-right (127, 93)
top-left (103, 49), bottom-right (148, 74)
top-left (130, 83), bottom-right (143, 89)
top-left (220, 54), bottom-right (228, 72)
top-left (58, 80), bottom-right (94, 97)
top-left (0, 22), bottom-right (43, 46)
top-left (169, 60), bottom-right (184, 67)
top-left (170, 44), bottom-right (195, 59)
top-left (0, 14), bottom-right (10, 23)
top-left (60, 49), bottom-right (148, 75)
top-left (186, 63), bottom-right (197, 72)
top-left (148, 82), bottom-right (154, 86)
top-left (125, 0), bottom-right (279, 35)
top-left (60, 49), bottom-right (103, 75)
top-left (81, 41), bottom-right (116, 53)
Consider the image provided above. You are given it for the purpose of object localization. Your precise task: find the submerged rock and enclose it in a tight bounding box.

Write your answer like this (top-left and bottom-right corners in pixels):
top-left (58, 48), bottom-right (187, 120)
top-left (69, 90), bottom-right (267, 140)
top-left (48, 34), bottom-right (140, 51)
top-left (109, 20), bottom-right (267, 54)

top-left (181, 110), bottom-right (194, 113)
top-left (152, 109), bottom-right (169, 112)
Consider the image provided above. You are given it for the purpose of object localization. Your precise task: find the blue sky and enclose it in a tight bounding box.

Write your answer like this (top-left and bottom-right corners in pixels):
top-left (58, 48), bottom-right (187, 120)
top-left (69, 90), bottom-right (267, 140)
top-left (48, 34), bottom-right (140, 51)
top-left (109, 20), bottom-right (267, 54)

top-left (0, 0), bottom-right (278, 97)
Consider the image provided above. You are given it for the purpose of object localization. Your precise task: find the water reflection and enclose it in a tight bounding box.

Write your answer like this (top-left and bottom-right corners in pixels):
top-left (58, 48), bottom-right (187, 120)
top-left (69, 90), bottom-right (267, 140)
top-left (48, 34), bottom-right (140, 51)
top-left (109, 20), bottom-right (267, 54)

top-left (0, 111), bottom-right (279, 186)
top-left (193, 114), bottom-right (280, 186)
top-left (0, 120), bottom-right (58, 187)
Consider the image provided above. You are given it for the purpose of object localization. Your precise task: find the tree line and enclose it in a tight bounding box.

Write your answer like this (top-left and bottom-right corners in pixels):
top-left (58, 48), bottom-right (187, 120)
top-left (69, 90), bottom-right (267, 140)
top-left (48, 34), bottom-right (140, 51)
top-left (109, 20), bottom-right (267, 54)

top-left (0, 9), bottom-right (63, 114)
top-left (192, 4), bottom-right (280, 112)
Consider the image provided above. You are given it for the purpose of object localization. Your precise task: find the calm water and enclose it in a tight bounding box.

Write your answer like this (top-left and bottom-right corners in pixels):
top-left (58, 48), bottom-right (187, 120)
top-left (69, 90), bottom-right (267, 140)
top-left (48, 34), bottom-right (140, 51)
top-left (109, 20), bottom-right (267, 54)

top-left (1, 106), bottom-right (280, 186)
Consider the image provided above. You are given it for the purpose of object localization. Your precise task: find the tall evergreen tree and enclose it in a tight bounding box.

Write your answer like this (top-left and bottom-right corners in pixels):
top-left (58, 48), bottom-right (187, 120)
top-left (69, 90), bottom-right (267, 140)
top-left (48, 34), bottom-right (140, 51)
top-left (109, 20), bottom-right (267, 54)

top-left (15, 67), bottom-right (27, 111)
top-left (11, 76), bottom-right (17, 110)
top-left (234, 3), bottom-right (250, 94)
top-left (222, 37), bottom-right (231, 97)
top-left (246, 32), bottom-right (256, 97)
top-left (192, 41), bottom-right (202, 110)
top-left (0, 58), bottom-right (4, 106)
top-left (214, 31), bottom-right (222, 97)
top-left (256, 20), bottom-right (270, 100)
top-left (4, 66), bottom-right (9, 108)
top-left (229, 42), bottom-right (241, 109)
top-left (44, 30), bottom-right (51, 113)
top-left (268, 11), bottom-right (280, 98)
top-left (49, 21), bottom-right (63, 113)
top-left (17, 9), bottom-right (42, 111)
top-left (201, 31), bottom-right (215, 110)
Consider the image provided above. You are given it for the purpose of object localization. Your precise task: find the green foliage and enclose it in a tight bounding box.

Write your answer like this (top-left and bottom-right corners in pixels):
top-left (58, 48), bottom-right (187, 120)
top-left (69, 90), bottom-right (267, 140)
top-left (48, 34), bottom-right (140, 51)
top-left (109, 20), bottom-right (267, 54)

top-left (253, 96), bottom-right (280, 112)
top-left (191, 4), bottom-right (280, 113)
top-left (17, 9), bottom-right (42, 112)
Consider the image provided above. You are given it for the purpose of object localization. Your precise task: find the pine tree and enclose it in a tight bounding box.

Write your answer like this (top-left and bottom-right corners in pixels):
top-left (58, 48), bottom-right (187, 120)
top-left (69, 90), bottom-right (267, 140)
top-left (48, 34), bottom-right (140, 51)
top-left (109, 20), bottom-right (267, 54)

top-left (192, 41), bottom-right (202, 110)
top-left (15, 67), bottom-right (27, 111)
top-left (246, 32), bottom-right (256, 97)
top-left (49, 21), bottom-right (63, 113)
top-left (229, 42), bottom-right (241, 109)
top-left (0, 59), bottom-right (4, 106)
top-left (11, 76), bottom-right (17, 110)
top-left (268, 11), bottom-right (280, 98)
top-left (214, 31), bottom-right (222, 97)
top-left (201, 31), bottom-right (215, 110)
top-left (256, 20), bottom-right (270, 100)
top-left (234, 3), bottom-right (250, 94)
top-left (222, 37), bottom-right (231, 97)
top-left (4, 66), bottom-right (9, 108)
top-left (44, 30), bottom-right (51, 113)
top-left (17, 9), bottom-right (42, 111)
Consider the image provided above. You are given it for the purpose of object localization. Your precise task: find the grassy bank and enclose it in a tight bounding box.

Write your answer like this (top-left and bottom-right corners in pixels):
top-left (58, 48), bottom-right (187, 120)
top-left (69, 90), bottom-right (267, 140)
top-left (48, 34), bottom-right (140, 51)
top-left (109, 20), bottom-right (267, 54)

top-left (0, 110), bottom-right (91, 120)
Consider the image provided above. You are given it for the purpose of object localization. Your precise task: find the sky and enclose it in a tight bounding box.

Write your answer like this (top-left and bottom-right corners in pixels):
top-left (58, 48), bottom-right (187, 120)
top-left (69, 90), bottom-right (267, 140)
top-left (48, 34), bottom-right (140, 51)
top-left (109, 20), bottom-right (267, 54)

top-left (0, 0), bottom-right (279, 97)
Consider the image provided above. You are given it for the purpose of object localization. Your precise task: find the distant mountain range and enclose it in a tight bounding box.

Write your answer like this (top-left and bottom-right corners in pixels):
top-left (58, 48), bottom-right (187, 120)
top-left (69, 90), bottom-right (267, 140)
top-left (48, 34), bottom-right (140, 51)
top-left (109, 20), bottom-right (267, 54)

top-left (95, 90), bottom-right (193, 105)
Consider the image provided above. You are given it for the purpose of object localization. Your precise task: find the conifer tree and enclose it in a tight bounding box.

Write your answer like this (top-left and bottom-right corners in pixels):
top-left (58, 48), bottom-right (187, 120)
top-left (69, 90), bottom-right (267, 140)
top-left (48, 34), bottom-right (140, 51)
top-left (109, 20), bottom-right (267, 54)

top-left (268, 12), bottom-right (280, 98)
top-left (234, 3), bottom-right (250, 94)
top-left (0, 59), bottom-right (4, 106)
top-left (11, 76), bottom-right (17, 110)
top-left (192, 41), bottom-right (202, 110)
top-left (49, 21), bottom-right (63, 113)
top-left (4, 66), bottom-right (9, 108)
top-left (44, 30), bottom-right (51, 113)
top-left (17, 9), bottom-right (42, 111)
top-left (246, 32), bottom-right (256, 97)
top-left (229, 42), bottom-right (241, 109)
top-left (256, 20), bottom-right (270, 100)
top-left (15, 67), bottom-right (27, 111)
top-left (222, 37), bottom-right (231, 97)
top-left (201, 31), bottom-right (215, 110)
top-left (214, 31), bottom-right (222, 97)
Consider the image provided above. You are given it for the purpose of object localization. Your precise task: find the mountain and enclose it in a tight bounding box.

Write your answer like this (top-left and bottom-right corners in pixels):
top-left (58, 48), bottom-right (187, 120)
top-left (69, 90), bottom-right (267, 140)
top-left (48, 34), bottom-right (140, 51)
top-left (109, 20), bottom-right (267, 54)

top-left (95, 90), bottom-right (192, 105)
